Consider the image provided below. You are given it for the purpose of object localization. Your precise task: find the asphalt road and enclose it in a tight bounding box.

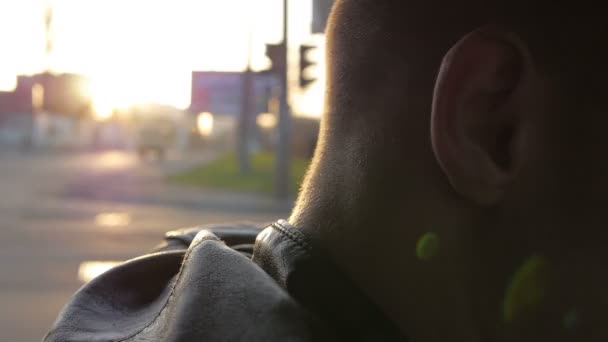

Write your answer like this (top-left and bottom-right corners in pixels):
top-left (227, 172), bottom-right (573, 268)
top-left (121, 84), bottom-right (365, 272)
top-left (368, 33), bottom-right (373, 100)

top-left (0, 149), bottom-right (291, 341)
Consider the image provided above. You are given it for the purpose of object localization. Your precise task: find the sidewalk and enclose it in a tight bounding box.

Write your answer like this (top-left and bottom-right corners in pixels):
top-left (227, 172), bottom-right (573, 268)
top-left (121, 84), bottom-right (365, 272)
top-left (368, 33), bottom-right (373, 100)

top-left (0, 149), bottom-right (294, 341)
top-left (54, 150), bottom-right (295, 215)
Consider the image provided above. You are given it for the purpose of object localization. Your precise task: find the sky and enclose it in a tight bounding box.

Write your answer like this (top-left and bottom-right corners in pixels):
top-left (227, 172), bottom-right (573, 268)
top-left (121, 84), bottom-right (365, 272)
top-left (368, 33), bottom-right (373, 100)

top-left (0, 0), bottom-right (321, 112)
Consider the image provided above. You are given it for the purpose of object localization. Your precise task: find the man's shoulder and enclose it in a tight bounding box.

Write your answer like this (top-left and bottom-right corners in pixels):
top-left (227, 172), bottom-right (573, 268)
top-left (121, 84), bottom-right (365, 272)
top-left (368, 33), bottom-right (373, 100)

top-left (44, 224), bottom-right (333, 342)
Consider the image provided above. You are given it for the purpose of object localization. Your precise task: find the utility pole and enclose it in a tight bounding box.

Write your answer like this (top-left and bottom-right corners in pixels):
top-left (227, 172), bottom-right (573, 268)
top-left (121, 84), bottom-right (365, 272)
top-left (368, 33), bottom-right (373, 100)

top-left (238, 28), bottom-right (253, 175)
top-left (44, 1), bottom-right (53, 71)
top-left (26, 0), bottom-right (53, 150)
top-left (275, 0), bottom-right (292, 199)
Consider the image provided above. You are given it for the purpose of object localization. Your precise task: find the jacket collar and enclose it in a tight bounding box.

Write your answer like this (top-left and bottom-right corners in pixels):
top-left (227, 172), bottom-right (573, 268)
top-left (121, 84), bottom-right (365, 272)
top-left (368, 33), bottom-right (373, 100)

top-left (253, 220), bottom-right (408, 342)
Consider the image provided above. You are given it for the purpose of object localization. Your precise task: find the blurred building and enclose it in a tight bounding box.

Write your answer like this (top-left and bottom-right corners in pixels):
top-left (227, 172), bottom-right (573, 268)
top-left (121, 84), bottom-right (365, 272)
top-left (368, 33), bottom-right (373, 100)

top-left (0, 72), bottom-right (93, 148)
top-left (0, 91), bottom-right (19, 117)
top-left (0, 72), bottom-right (92, 116)
top-left (190, 71), bottom-right (277, 117)
top-left (22, 73), bottom-right (91, 116)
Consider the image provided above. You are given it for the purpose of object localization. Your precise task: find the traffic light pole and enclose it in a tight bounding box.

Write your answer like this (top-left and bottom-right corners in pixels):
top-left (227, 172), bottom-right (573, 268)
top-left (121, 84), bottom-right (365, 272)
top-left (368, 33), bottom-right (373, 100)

top-left (276, 0), bottom-right (292, 199)
top-left (238, 29), bottom-right (253, 175)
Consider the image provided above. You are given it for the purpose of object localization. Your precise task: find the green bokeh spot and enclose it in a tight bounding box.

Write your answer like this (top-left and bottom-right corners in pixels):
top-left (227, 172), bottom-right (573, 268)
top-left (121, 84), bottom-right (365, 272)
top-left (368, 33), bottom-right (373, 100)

top-left (563, 309), bottom-right (580, 333)
top-left (503, 255), bottom-right (548, 323)
top-left (416, 232), bottom-right (440, 261)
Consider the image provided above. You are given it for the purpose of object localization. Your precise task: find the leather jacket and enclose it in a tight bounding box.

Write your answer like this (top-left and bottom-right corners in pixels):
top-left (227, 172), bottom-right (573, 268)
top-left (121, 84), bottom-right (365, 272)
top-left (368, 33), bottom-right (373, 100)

top-left (44, 220), bottom-right (407, 342)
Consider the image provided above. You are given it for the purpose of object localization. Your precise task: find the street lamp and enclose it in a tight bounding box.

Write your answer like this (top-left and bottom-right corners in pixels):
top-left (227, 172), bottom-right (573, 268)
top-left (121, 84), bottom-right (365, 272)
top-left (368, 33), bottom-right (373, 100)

top-left (197, 112), bottom-right (214, 137)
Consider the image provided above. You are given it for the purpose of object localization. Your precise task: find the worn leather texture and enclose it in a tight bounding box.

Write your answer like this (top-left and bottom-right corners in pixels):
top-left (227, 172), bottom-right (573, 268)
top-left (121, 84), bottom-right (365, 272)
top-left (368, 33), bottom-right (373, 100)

top-left (44, 221), bottom-right (406, 342)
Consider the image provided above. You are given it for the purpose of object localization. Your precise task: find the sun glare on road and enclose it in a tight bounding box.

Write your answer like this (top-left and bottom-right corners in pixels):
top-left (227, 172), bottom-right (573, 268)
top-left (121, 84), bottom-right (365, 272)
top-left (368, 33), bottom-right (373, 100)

top-left (78, 261), bottom-right (123, 283)
top-left (92, 151), bottom-right (137, 170)
top-left (95, 212), bottom-right (132, 228)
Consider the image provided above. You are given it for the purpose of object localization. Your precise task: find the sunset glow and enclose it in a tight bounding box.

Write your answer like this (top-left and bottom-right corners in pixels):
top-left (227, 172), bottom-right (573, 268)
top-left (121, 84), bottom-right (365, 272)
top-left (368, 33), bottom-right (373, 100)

top-left (0, 0), bottom-right (292, 109)
top-left (93, 100), bottom-right (114, 121)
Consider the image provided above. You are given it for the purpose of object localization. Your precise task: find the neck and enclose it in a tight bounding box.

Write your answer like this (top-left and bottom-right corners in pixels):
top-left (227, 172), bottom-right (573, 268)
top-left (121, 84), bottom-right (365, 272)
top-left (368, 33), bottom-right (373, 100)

top-left (291, 201), bottom-right (482, 342)
top-left (290, 151), bottom-right (608, 341)
top-left (290, 145), bottom-right (489, 341)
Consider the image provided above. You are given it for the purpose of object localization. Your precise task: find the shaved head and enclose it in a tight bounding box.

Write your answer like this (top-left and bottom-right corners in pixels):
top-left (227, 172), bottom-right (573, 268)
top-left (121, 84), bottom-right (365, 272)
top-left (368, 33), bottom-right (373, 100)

top-left (292, 1), bottom-right (608, 341)
top-left (296, 0), bottom-right (608, 243)
top-left (327, 0), bottom-right (606, 108)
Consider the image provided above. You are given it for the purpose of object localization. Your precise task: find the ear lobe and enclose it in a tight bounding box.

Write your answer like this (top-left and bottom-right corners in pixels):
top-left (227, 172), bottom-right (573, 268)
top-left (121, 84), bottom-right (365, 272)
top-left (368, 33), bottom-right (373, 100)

top-left (431, 28), bottom-right (528, 205)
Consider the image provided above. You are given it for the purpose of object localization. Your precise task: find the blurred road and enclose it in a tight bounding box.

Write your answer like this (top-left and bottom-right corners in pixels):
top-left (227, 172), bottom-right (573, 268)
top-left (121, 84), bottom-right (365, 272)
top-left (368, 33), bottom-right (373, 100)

top-left (0, 149), bottom-right (291, 341)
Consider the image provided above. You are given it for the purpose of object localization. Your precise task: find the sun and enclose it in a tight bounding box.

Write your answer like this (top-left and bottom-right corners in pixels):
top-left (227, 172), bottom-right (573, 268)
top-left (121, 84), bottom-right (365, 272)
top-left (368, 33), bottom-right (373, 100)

top-left (93, 100), bottom-right (114, 121)
top-left (2, 0), bottom-right (325, 116)
top-left (45, 0), bottom-right (293, 111)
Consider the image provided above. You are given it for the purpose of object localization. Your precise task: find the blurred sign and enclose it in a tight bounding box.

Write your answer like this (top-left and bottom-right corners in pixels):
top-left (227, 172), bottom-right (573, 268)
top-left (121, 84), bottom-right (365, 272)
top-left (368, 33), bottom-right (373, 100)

top-left (312, 0), bottom-right (334, 33)
top-left (190, 72), bottom-right (278, 116)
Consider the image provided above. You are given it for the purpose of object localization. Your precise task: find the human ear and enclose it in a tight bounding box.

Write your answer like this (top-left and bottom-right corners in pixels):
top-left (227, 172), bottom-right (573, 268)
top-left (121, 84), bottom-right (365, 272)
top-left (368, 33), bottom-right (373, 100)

top-left (431, 28), bottom-right (533, 204)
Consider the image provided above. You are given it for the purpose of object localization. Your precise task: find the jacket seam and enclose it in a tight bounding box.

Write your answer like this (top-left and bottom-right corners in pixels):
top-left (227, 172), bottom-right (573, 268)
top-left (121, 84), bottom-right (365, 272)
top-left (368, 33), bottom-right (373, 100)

top-left (271, 221), bottom-right (312, 252)
top-left (116, 237), bottom-right (211, 342)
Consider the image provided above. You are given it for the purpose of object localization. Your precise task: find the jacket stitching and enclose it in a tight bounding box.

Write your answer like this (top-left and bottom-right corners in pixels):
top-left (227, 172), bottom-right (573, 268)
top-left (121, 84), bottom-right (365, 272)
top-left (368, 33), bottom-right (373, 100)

top-left (116, 237), bottom-right (211, 341)
top-left (271, 221), bottom-right (312, 252)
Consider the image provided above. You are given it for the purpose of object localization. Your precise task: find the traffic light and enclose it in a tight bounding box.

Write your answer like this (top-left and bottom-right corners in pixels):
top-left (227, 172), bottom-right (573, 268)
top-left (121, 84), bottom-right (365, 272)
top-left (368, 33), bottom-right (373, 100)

top-left (265, 43), bottom-right (286, 74)
top-left (299, 44), bottom-right (318, 89)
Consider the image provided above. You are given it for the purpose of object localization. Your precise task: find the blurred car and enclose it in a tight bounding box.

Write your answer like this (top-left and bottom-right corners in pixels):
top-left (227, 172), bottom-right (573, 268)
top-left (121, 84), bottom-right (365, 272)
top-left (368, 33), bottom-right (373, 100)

top-left (135, 119), bottom-right (176, 160)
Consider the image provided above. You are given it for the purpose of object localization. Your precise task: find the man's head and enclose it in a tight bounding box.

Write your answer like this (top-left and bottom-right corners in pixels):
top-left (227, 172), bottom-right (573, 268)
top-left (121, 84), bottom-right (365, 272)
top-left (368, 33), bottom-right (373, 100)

top-left (292, 1), bottom-right (608, 341)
